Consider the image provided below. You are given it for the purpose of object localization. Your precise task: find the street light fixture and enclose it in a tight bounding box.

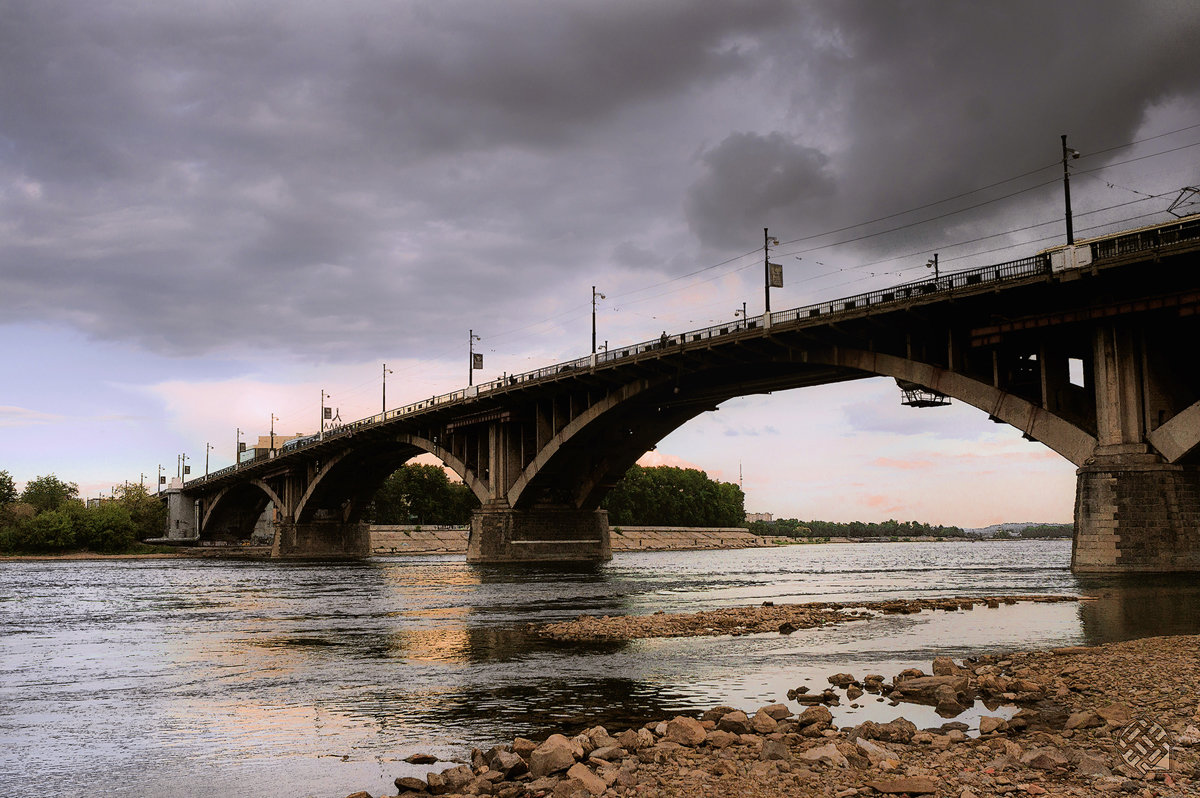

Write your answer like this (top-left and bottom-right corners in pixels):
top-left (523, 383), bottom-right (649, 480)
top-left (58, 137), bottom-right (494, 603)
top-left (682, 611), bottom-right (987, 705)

top-left (926, 253), bottom-right (939, 282)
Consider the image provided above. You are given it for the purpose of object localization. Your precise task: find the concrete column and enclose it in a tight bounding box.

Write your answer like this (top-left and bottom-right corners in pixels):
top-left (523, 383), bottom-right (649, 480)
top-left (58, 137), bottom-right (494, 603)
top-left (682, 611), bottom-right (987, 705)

top-left (164, 489), bottom-right (199, 540)
top-left (467, 502), bottom-right (612, 563)
top-left (1092, 325), bottom-right (1149, 456)
top-left (273, 520), bottom-right (370, 558)
top-left (1073, 462), bottom-right (1200, 572)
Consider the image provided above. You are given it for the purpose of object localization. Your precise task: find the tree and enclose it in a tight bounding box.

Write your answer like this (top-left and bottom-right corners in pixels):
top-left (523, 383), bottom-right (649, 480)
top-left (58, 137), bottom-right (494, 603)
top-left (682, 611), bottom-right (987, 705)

top-left (111, 483), bottom-right (167, 540)
top-left (0, 470), bottom-right (16, 505)
top-left (603, 465), bottom-right (744, 527)
top-left (370, 464), bottom-right (479, 525)
top-left (20, 474), bottom-right (80, 514)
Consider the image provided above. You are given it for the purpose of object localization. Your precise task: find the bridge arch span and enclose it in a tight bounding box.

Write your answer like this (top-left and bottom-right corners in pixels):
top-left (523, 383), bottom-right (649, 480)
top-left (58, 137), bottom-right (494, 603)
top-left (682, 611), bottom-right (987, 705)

top-left (200, 478), bottom-right (284, 541)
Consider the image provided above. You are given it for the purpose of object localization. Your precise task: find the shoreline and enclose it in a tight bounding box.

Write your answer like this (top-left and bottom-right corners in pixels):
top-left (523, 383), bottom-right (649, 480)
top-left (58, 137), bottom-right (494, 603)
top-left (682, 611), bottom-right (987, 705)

top-left (366, 633), bottom-right (1199, 798)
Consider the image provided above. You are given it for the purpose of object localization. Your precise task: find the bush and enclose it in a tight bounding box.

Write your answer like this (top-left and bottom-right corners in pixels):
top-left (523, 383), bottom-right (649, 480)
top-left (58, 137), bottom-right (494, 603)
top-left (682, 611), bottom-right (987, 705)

top-left (7, 509), bottom-right (77, 553)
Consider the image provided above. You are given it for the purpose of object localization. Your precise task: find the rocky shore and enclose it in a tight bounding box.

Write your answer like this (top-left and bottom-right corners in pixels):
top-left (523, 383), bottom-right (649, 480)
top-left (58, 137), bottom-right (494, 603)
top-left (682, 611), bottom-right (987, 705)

top-left (532, 595), bottom-right (1079, 642)
top-left (339, 633), bottom-right (1199, 798)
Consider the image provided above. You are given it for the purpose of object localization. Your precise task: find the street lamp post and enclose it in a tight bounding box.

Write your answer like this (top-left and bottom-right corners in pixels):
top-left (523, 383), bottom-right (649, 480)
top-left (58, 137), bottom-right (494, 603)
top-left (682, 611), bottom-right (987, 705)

top-left (926, 252), bottom-right (939, 282)
top-left (382, 363), bottom-right (393, 415)
top-left (157, 464), bottom-right (163, 495)
top-left (180, 453), bottom-right (189, 483)
top-left (270, 413), bottom-right (278, 455)
top-left (205, 443), bottom-right (213, 478)
top-left (236, 427), bottom-right (244, 467)
top-left (1061, 134), bottom-right (1080, 245)
top-left (591, 286), bottom-right (606, 355)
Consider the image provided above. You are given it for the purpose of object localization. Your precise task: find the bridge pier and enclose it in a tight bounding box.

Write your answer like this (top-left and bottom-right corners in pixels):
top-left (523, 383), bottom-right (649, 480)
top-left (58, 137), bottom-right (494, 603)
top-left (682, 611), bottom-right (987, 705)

top-left (466, 503), bottom-right (612, 563)
top-left (272, 519), bottom-right (370, 558)
top-left (1073, 460), bottom-right (1200, 573)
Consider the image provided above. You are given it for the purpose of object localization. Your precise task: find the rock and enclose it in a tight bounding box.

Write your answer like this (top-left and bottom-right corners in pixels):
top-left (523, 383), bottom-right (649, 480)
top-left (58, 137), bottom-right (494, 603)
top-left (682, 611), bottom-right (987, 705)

top-left (706, 729), bottom-right (740, 748)
top-left (934, 684), bottom-right (967, 715)
top-left (750, 709), bottom-right (778, 734)
top-left (760, 703), bottom-right (792, 720)
top-left (701, 705), bottom-right (736, 723)
top-left (760, 738), bottom-right (790, 761)
top-left (932, 656), bottom-right (960, 675)
top-left (512, 737), bottom-right (538, 759)
top-left (894, 668), bottom-right (926, 683)
top-left (395, 776), bottom-right (428, 792)
top-left (490, 749), bottom-right (528, 777)
top-left (587, 745), bottom-right (625, 762)
top-left (854, 737), bottom-right (891, 765)
top-left (866, 776), bottom-right (937, 794)
top-left (1020, 747), bottom-right (1069, 771)
top-left (529, 734), bottom-right (578, 778)
top-left (846, 686), bottom-right (864, 700)
top-left (798, 742), bottom-right (849, 767)
top-left (1074, 751), bottom-right (1113, 778)
top-left (863, 674), bottom-right (885, 691)
top-left (848, 717), bottom-right (918, 744)
top-left (664, 715), bottom-right (706, 746)
top-left (564, 763), bottom-right (607, 796)
top-left (717, 710), bottom-right (751, 734)
top-left (1065, 710), bottom-right (1105, 730)
top-left (828, 672), bottom-right (857, 687)
top-left (635, 727), bottom-right (655, 750)
top-left (979, 716), bottom-right (1008, 734)
top-left (344, 792), bottom-right (372, 798)
top-left (439, 765), bottom-right (473, 792)
top-left (779, 621), bottom-right (798, 634)
top-left (890, 674), bottom-right (969, 701)
top-left (424, 771), bottom-right (445, 794)
top-left (405, 753), bottom-right (439, 764)
top-left (797, 705), bottom-right (833, 728)
top-left (1096, 703), bottom-right (1134, 727)
top-left (615, 728), bottom-right (640, 751)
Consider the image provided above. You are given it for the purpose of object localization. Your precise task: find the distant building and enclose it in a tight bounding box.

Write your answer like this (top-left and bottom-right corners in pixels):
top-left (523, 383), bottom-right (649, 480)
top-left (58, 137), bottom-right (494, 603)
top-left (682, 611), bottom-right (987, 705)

top-left (745, 512), bottom-right (773, 523)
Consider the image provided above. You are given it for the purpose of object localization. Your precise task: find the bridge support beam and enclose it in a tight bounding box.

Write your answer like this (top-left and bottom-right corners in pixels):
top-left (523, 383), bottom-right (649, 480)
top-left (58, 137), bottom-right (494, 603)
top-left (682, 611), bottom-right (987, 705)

top-left (1073, 461), bottom-right (1200, 573)
top-left (272, 520), bottom-right (370, 558)
top-left (467, 503), bottom-right (612, 563)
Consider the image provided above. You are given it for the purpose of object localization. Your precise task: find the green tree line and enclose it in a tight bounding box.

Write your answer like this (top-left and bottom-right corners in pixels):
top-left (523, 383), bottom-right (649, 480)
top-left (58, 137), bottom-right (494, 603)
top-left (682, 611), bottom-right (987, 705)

top-left (601, 465), bottom-right (745, 527)
top-left (367, 464), bottom-right (480, 525)
top-left (749, 517), bottom-right (967, 539)
top-left (0, 471), bottom-right (167, 554)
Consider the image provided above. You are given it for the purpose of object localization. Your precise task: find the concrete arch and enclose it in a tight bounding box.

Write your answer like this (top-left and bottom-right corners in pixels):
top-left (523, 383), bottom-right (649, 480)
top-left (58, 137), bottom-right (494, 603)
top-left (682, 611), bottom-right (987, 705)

top-left (816, 348), bottom-right (1097, 466)
top-left (1148, 398), bottom-right (1200, 463)
top-left (293, 450), bottom-right (351, 523)
top-left (395, 433), bottom-right (490, 504)
top-left (200, 478), bottom-right (285, 537)
top-left (507, 378), bottom-right (653, 507)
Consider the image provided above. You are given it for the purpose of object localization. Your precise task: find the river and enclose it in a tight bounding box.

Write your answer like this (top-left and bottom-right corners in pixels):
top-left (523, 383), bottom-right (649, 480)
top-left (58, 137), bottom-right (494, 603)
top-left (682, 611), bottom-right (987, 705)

top-left (2, 540), bottom-right (1199, 797)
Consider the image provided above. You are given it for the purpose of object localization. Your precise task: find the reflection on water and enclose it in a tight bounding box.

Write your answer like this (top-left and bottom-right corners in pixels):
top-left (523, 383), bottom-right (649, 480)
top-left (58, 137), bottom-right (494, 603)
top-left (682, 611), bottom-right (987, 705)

top-left (1075, 573), bottom-right (1200, 643)
top-left (1, 541), bottom-right (1198, 798)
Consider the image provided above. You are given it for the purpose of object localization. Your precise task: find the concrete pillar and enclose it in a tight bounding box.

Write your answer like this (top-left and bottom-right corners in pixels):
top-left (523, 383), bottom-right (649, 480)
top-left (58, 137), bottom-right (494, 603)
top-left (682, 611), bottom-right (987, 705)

top-left (164, 489), bottom-right (199, 540)
top-left (1092, 325), bottom-right (1149, 455)
top-left (273, 520), bottom-right (370, 558)
top-left (1073, 463), bottom-right (1200, 573)
top-left (466, 503), bottom-right (612, 563)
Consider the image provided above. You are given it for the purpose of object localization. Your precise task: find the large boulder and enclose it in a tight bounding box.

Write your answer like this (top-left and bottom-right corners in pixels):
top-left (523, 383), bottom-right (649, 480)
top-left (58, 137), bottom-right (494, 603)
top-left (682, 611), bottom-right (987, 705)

top-left (664, 716), bottom-right (707, 746)
top-left (717, 710), bottom-right (751, 734)
top-left (798, 742), bottom-right (849, 768)
top-left (848, 718), bottom-right (918, 744)
top-left (529, 734), bottom-right (578, 778)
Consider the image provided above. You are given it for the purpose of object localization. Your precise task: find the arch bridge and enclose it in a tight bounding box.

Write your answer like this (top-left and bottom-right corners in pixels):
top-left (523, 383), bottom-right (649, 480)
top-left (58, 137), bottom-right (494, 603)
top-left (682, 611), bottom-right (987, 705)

top-left (166, 214), bottom-right (1200, 573)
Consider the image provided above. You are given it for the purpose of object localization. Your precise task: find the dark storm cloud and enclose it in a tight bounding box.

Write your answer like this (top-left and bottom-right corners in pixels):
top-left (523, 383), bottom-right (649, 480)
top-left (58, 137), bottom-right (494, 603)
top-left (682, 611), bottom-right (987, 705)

top-left (1, 0), bottom-right (1198, 362)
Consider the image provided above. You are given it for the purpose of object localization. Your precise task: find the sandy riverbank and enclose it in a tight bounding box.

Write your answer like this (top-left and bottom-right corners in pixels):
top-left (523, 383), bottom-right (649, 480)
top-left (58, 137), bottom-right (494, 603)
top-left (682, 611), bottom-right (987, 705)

top-left (343, 632), bottom-right (1199, 798)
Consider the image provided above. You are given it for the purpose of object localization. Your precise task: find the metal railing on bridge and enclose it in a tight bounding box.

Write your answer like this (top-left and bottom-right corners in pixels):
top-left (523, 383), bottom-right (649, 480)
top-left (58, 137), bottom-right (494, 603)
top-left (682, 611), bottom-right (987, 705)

top-left (193, 212), bottom-right (1200, 485)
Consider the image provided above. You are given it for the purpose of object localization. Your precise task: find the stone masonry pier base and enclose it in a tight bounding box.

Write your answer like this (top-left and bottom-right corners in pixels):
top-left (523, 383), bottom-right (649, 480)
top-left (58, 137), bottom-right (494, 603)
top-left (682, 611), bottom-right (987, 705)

top-left (272, 520), bottom-right (371, 558)
top-left (467, 504), bottom-right (612, 563)
top-left (1073, 461), bottom-right (1200, 573)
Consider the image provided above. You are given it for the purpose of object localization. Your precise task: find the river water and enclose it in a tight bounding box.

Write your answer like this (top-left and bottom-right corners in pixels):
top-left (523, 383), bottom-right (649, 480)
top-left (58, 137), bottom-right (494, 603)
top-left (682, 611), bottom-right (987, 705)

top-left (2, 540), bottom-right (1199, 798)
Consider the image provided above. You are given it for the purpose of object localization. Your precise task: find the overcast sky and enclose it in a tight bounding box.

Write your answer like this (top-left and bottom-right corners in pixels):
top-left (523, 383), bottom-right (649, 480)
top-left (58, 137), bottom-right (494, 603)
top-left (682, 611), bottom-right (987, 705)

top-left (3, 0), bottom-right (1199, 526)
